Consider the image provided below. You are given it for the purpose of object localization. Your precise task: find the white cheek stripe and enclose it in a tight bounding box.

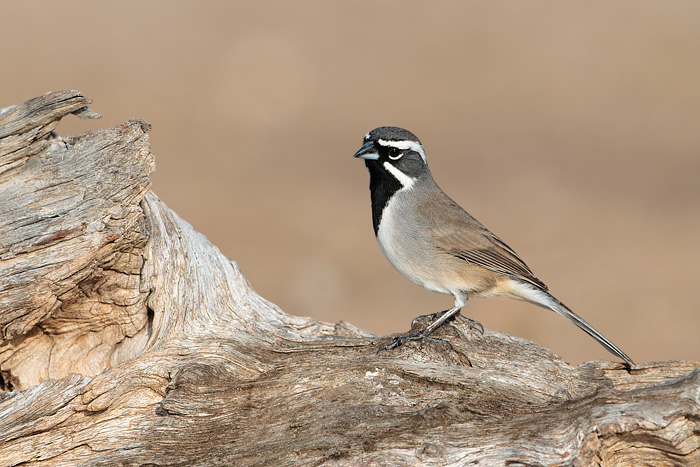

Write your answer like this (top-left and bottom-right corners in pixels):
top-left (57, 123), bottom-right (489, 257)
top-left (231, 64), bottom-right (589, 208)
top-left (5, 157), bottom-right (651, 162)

top-left (383, 161), bottom-right (416, 189)
top-left (377, 139), bottom-right (427, 163)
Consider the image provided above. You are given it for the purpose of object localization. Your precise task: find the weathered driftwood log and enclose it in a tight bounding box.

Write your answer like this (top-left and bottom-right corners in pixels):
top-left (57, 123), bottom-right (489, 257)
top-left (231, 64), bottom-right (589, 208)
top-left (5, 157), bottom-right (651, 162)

top-left (0, 91), bottom-right (698, 467)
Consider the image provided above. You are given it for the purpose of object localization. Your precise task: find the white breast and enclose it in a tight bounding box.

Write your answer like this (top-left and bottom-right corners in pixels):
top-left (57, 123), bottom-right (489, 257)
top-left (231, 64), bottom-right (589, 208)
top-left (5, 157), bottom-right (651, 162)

top-left (375, 188), bottom-right (452, 297)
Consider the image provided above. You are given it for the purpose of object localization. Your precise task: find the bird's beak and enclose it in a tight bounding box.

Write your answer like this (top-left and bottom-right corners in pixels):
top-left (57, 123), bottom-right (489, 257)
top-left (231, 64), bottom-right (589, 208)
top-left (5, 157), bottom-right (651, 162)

top-left (353, 141), bottom-right (379, 160)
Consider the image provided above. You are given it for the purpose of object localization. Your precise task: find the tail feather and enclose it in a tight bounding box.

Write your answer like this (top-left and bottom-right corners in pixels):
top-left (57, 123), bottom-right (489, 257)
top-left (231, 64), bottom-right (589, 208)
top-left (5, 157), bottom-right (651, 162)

top-left (505, 280), bottom-right (634, 365)
top-left (546, 296), bottom-right (634, 366)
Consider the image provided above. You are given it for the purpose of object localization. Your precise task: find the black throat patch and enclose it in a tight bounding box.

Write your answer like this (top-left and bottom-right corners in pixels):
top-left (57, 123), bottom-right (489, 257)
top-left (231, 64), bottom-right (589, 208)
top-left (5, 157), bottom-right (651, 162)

top-left (366, 160), bottom-right (402, 236)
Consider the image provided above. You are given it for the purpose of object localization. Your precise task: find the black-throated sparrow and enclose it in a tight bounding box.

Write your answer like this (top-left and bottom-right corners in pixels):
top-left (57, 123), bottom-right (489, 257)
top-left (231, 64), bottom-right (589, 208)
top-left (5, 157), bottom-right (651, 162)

top-left (354, 126), bottom-right (633, 365)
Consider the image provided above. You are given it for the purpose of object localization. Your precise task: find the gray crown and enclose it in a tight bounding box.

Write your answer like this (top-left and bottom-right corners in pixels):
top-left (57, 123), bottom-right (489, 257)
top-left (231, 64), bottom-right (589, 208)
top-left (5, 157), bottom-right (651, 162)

top-left (366, 126), bottom-right (421, 144)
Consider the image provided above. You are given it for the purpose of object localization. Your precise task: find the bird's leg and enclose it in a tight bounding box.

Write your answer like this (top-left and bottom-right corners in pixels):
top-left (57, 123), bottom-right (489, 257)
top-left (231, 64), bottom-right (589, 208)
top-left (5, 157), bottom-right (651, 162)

top-left (379, 291), bottom-right (485, 352)
top-left (413, 308), bottom-right (461, 325)
top-left (419, 305), bottom-right (462, 337)
top-left (380, 305), bottom-right (475, 352)
top-left (436, 293), bottom-right (482, 334)
top-left (430, 312), bottom-right (483, 334)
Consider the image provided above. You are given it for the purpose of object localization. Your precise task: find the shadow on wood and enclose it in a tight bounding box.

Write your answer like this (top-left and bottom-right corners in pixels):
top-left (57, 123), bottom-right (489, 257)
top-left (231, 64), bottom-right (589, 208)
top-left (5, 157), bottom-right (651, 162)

top-left (0, 91), bottom-right (698, 466)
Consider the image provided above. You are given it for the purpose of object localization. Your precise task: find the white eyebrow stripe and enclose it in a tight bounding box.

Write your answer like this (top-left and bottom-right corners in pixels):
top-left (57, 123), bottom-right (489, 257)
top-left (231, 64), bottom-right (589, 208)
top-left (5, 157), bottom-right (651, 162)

top-left (383, 161), bottom-right (416, 189)
top-left (377, 139), bottom-right (427, 163)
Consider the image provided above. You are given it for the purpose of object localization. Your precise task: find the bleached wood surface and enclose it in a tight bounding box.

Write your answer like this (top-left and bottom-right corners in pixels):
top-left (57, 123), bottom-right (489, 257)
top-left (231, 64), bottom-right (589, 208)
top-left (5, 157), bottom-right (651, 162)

top-left (0, 91), bottom-right (698, 466)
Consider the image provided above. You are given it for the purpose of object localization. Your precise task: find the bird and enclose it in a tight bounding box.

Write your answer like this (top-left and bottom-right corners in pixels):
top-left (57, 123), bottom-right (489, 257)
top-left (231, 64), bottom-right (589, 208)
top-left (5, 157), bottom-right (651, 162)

top-left (353, 126), bottom-right (633, 365)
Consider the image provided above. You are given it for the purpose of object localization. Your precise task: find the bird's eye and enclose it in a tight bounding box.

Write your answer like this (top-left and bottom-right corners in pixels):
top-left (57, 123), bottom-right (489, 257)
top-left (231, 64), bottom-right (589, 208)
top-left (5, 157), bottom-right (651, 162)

top-left (388, 148), bottom-right (403, 160)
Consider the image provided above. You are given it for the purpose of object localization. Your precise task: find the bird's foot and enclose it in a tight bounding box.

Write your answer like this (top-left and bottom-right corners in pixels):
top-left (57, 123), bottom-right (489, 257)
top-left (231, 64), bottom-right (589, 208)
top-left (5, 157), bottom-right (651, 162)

top-left (380, 308), bottom-right (484, 353)
top-left (413, 309), bottom-right (459, 325)
top-left (378, 331), bottom-right (452, 353)
top-left (463, 317), bottom-right (484, 335)
top-left (412, 310), bottom-right (484, 335)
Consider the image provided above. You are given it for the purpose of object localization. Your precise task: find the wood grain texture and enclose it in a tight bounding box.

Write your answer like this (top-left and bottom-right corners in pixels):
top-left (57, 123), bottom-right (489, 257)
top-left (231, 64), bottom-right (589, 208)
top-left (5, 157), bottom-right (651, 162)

top-left (0, 91), bottom-right (698, 466)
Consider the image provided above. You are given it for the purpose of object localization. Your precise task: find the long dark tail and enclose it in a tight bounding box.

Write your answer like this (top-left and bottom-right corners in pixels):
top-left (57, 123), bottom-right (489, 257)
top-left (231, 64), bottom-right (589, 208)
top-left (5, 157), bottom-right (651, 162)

top-left (512, 281), bottom-right (634, 365)
top-left (544, 293), bottom-right (634, 365)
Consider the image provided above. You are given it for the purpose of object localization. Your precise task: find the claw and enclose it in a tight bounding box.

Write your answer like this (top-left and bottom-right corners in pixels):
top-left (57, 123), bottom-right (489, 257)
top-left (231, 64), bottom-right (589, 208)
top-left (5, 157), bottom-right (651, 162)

top-left (378, 332), bottom-right (453, 353)
top-left (464, 317), bottom-right (484, 335)
top-left (379, 332), bottom-right (422, 352)
top-left (380, 307), bottom-right (483, 353)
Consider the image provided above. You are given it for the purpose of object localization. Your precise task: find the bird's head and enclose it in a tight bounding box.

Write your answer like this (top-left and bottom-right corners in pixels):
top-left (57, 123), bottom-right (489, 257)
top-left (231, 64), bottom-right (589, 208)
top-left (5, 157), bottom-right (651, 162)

top-left (353, 126), bottom-right (429, 187)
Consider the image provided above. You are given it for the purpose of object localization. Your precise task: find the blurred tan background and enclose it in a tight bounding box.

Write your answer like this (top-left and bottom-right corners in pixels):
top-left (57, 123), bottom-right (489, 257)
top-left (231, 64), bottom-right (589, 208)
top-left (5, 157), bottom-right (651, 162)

top-left (3, 1), bottom-right (699, 365)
